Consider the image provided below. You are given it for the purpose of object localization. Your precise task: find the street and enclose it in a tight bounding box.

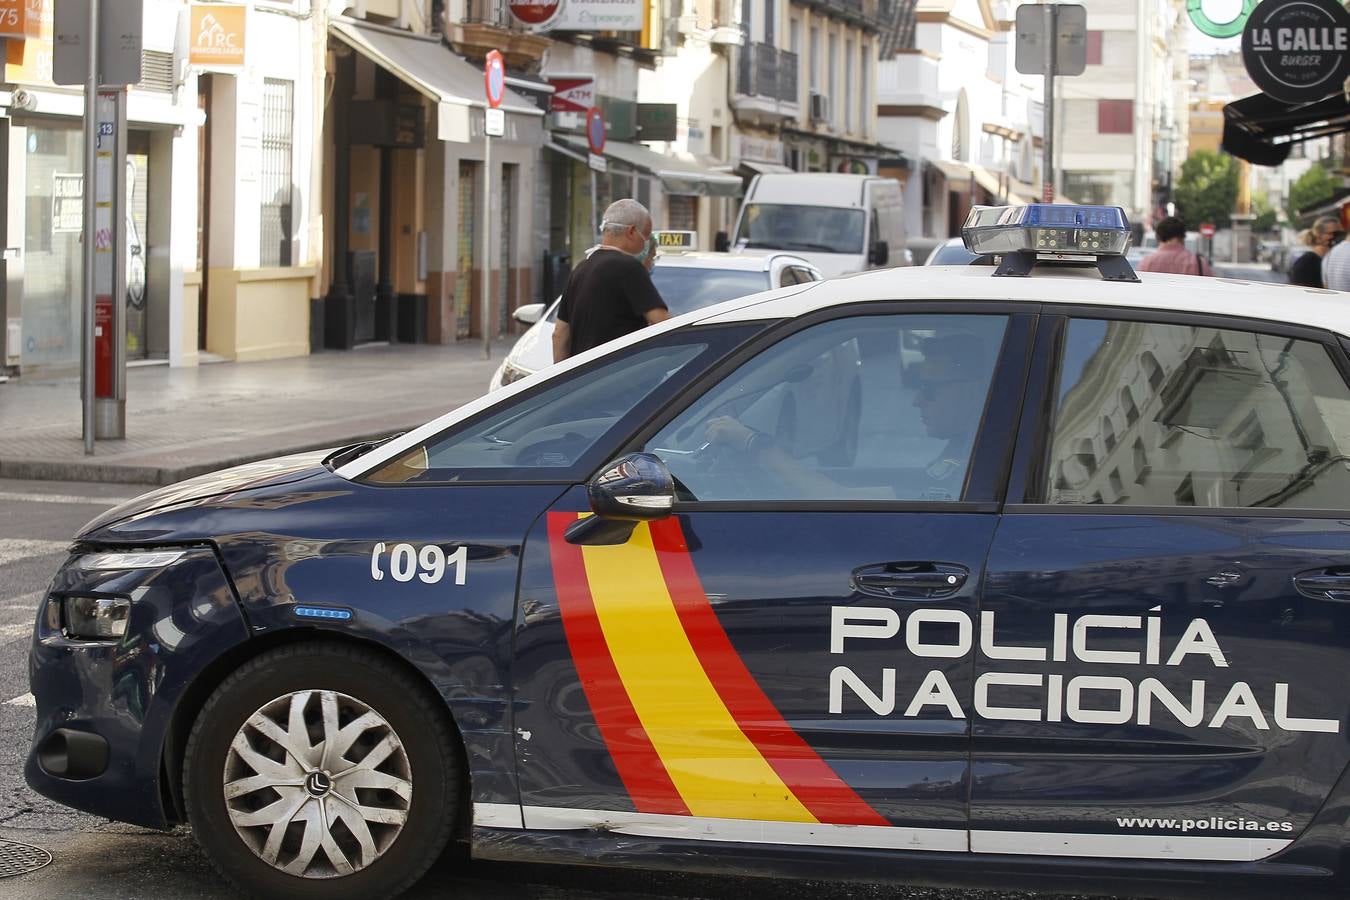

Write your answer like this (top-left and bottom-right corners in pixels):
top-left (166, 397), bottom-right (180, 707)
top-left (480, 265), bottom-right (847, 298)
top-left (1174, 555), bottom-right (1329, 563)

top-left (0, 479), bottom-right (1134, 900)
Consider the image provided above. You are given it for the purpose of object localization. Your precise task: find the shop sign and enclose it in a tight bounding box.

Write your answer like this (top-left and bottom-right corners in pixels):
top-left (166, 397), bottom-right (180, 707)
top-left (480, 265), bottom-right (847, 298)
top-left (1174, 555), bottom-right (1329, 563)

top-left (4, 0), bottom-right (52, 85)
top-left (738, 135), bottom-right (784, 165)
top-left (0, 0), bottom-right (42, 39)
top-left (1241, 0), bottom-right (1350, 104)
top-left (52, 173), bottom-right (83, 233)
top-left (510, 0), bottom-right (643, 32)
top-left (189, 4), bottom-right (245, 68)
top-left (547, 74), bottom-right (594, 113)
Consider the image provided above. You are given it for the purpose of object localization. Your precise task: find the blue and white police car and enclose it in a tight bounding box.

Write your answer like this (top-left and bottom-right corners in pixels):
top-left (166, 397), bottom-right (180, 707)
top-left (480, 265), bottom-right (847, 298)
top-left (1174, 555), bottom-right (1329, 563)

top-left (26, 205), bottom-right (1350, 900)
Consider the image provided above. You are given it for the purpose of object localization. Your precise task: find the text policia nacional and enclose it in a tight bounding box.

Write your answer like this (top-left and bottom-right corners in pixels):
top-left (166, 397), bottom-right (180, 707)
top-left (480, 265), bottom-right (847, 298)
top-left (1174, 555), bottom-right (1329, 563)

top-left (829, 608), bottom-right (1339, 734)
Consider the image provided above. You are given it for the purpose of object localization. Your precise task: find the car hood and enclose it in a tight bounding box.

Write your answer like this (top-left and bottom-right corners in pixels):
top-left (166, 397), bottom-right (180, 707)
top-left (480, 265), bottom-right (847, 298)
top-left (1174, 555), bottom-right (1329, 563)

top-left (78, 450), bottom-right (332, 538)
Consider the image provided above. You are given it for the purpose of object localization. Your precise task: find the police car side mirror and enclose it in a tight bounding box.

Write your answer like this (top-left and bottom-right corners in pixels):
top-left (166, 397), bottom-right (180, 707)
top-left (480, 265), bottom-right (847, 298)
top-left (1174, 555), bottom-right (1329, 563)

top-left (566, 453), bottom-right (675, 546)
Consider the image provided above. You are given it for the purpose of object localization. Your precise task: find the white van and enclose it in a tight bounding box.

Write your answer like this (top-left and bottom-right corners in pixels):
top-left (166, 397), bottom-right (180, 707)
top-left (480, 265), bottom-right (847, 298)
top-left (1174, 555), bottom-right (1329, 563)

top-left (729, 173), bottom-right (908, 278)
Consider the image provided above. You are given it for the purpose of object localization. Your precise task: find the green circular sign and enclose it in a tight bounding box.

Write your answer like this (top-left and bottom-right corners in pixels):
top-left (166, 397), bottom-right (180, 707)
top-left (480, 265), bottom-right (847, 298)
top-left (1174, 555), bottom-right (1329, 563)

top-left (1187, 0), bottom-right (1259, 38)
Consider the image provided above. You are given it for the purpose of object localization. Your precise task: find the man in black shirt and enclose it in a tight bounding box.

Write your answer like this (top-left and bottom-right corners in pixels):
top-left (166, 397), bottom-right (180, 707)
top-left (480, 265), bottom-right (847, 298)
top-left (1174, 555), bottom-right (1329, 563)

top-left (554, 199), bottom-right (669, 362)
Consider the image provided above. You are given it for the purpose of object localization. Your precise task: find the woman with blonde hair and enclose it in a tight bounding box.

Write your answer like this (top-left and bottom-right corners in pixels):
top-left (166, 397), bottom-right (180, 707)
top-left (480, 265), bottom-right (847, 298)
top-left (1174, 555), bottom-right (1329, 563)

top-left (1289, 216), bottom-right (1340, 287)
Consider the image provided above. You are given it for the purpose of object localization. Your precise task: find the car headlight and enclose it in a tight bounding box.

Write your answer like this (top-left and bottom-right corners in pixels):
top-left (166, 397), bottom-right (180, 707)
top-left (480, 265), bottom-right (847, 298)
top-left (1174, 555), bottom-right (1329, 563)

top-left (500, 360), bottom-right (535, 386)
top-left (78, 550), bottom-right (186, 570)
top-left (62, 596), bottom-right (131, 639)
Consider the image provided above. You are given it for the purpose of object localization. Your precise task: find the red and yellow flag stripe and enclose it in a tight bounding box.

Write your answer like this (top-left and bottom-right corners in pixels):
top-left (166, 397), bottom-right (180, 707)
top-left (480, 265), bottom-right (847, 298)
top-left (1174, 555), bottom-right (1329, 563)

top-left (547, 513), bottom-right (887, 827)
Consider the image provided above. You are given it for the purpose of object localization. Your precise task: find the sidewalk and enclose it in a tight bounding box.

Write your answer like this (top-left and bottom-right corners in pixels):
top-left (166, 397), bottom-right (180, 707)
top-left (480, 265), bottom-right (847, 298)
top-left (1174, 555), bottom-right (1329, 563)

top-left (0, 343), bottom-right (502, 485)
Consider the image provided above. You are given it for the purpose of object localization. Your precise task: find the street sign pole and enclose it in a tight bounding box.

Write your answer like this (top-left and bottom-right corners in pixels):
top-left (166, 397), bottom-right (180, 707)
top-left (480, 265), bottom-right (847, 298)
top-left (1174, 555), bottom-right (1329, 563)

top-left (1041, 2), bottom-right (1056, 204)
top-left (482, 50), bottom-right (506, 361)
top-left (81, 0), bottom-right (99, 455)
top-left (482, 129), bottom-right (492, 360)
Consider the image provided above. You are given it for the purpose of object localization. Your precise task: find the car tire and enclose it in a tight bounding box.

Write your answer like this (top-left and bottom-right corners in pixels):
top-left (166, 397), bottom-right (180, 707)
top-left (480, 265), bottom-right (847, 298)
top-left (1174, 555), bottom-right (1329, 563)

top-left (182, 642), bottom-right (461, 900)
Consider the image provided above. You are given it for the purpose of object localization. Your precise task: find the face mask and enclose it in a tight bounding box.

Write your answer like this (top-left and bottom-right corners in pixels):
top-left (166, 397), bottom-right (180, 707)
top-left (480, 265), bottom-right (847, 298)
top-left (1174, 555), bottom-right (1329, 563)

top-left (634, 234), bottom-right (656, 263)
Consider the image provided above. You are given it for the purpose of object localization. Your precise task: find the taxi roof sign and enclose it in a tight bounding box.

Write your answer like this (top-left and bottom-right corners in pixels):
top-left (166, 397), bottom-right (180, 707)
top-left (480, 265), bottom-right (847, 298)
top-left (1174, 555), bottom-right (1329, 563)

top-left (654, 230), bottom-right (697, 251)
top-left (961, 203), bottom-right (1138, 282)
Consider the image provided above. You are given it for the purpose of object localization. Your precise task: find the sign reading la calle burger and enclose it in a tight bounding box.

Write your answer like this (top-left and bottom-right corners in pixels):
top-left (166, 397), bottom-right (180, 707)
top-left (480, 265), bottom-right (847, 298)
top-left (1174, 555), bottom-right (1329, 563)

top-left (1241, 0), bottom-right (1350, 104)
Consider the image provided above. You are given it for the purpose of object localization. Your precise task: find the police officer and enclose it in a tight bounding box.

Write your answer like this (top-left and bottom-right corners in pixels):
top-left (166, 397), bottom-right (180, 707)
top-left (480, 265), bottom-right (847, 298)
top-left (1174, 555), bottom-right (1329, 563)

top-left (553, 199), bottom-right (670, 363)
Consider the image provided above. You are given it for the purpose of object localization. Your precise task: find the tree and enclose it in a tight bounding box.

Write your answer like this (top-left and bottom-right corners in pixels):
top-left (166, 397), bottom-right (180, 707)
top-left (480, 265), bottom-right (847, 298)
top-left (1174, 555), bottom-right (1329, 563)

top-left (1286, 162), bottom-right (1339, 223)
top-left (1174, 150), bottom-right (1239, 229)
top-left (1252, 192), bottom-right (1278, 232)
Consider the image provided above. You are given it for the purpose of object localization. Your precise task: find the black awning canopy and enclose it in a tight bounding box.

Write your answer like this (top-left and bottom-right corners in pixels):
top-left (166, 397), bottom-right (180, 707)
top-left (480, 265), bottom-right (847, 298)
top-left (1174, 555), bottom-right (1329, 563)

top-left (1222, 91), bottom-right (1350, 166)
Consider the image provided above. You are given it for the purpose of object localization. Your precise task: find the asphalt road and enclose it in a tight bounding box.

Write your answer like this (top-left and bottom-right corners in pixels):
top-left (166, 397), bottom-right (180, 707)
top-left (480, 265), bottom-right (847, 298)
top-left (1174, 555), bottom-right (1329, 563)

top-left (0, 478), bottom-right (1129, 900)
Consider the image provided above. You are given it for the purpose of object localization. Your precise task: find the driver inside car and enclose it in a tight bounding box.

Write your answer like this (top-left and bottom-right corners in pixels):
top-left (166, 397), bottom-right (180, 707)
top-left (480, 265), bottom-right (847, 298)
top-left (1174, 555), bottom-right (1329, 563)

top-left (703, 333), bottom-right (987, 501)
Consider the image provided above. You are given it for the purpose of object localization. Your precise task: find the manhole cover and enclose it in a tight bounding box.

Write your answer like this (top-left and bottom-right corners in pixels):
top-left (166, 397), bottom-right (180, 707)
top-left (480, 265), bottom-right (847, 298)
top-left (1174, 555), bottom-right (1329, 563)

top-left (0, 839), bottom-right (51, 878)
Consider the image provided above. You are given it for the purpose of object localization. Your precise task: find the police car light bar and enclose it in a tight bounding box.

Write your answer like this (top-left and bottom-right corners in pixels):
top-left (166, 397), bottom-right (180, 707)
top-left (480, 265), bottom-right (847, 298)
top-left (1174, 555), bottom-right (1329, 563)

top-left (961, 204), bottom-right (1139, 282)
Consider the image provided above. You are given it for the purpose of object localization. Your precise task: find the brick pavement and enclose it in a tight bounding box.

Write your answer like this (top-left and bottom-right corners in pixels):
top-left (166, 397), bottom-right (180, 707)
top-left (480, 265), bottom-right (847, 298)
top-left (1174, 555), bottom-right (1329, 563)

top-left (0, 344), bottom-right (503, 485)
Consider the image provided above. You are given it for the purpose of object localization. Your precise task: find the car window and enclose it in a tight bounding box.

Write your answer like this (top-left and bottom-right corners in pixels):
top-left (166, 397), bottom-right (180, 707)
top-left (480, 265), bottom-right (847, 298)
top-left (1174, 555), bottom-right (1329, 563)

top-left (645, 314), bottom-right (1008, 502)
top-left (649, 266), bottom-right (770, 315)
top-left (368, 341), bottom-right (715, 483)
top-left (778, 265), bottom-right (816, 287)
top-left (926, 242), bottom-right (980, 266)
top-left (1047, 318), bottom-right (1350, 509)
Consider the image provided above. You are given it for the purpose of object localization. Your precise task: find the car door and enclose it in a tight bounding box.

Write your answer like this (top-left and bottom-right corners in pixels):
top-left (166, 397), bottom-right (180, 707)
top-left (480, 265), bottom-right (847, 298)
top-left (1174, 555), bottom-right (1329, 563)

top-left (512, 305), bottom-right (1034, 849)
top-left (973, 310), bottom-right (1350, 862)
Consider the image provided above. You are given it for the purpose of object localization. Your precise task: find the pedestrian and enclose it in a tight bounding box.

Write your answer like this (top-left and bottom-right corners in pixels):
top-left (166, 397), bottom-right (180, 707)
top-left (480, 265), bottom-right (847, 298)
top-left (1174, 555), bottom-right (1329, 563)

top-left (1136, 217), bottom-right (1212, 276)
top-left (553, 199), bottom-right (669, 363)
top-left (1288, 216), bottom-right (1340, 288)
top-left (1324, 222), bottom-right (1350, 292)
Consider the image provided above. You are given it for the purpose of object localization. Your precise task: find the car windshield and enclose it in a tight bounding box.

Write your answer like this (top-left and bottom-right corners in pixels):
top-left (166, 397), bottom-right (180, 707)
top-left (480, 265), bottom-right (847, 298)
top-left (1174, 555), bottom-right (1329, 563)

top-left (734, 204), bottom-right (866, 254)
top-left (547, 265), bottom-right (768, 321)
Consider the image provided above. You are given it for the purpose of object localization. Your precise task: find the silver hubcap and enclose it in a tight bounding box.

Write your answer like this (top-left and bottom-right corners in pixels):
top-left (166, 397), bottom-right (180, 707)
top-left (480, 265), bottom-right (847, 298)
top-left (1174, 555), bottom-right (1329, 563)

top-left (222, 689), bottom-right (413, 878)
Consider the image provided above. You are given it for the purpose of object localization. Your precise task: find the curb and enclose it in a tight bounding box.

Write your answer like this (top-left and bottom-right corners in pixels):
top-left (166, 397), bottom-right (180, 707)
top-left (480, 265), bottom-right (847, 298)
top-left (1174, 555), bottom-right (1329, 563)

top-left (0, 427), bottom-right (409, 487)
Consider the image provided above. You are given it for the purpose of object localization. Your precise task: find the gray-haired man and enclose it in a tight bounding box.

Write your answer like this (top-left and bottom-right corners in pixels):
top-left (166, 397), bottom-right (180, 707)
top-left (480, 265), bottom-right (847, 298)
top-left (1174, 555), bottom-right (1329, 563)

top-left (553, 199), bottom-right (670, 363)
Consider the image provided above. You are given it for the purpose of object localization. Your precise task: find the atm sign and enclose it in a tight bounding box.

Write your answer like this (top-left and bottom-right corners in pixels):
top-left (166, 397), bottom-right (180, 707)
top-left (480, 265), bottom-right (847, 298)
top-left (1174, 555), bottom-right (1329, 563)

top-left (655, 230), bottom-right (696, 250)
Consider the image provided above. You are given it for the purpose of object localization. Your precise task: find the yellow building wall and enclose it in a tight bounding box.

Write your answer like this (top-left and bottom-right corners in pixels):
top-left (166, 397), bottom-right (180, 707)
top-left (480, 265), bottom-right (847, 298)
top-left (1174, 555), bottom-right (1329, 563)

top-left (180, 271), bottom-right (202, 367)
top-left (206, 267), bottom-right (317, 362)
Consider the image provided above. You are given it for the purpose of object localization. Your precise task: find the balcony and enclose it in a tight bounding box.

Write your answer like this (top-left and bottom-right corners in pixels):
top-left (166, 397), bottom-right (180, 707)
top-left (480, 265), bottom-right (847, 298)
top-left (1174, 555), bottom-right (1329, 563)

top-left (446, 0), bottom-right (550, 69)
top-left (795, 0), bottom-right (887, 32)
top-left (733, 42), bottom-right (799, 124)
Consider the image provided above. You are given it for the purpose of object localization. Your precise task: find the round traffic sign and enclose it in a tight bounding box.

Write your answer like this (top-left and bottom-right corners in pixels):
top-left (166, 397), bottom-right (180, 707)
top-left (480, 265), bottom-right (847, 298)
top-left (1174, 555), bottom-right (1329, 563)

top-left (1200, 222), bottom-right (1216, 237)
top-left (507, 0), bottom-right (561, 27)
top-left (586, 106), bottom-right (605, 155)
top-left (484, 50), bottom-right (506, 110)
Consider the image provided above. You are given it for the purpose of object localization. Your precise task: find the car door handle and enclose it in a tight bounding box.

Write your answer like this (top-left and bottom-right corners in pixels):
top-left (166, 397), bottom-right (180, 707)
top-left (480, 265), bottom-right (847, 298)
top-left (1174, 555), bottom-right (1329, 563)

top-left (1293, 571), bottom-right (1350, 602)
top-left (851, 562), bottom-right (969, 600)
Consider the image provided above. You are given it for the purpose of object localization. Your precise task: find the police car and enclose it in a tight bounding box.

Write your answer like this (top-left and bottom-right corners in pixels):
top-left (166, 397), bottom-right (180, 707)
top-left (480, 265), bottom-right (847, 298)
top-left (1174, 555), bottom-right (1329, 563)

top-left (26, 205), bottom-right (1350, 900)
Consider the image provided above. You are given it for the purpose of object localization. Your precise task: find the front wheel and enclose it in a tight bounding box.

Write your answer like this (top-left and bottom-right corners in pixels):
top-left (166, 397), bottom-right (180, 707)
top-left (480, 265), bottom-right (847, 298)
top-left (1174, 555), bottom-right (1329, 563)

top-left (183, 643), bottom-right (461, 900)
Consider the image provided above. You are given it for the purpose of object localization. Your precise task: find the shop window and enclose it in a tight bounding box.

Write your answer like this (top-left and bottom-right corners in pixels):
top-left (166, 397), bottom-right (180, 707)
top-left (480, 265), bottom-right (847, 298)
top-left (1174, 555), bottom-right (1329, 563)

top-left (260, 78), bottom-right (294, 268)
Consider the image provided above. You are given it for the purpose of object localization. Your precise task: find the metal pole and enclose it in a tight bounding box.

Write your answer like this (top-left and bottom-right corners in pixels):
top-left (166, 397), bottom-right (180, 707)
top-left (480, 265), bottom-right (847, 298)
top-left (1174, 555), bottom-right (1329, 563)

top-left (481, 133), bottom-right (491, 360)
top-left (1041, 2), bottom-right (1056, 203)
top-left (82, 0), bottom-right (100, 454)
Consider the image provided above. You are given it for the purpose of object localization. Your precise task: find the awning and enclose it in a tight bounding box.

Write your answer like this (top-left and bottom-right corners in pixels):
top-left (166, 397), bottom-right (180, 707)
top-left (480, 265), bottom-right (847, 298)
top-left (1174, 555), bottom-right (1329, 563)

top-left (1222, 91), bottom-right (1350, 167)
top-left (971, 164), bottom-right (1034, 204)
top-left (739, 160), bottom-right (794, 175)
top-left (330, 18), bottom-right (543, 118)
top-left (557, 135), bottom-right (743, 197)
top-left (928, 159), bottom-right (973, 182)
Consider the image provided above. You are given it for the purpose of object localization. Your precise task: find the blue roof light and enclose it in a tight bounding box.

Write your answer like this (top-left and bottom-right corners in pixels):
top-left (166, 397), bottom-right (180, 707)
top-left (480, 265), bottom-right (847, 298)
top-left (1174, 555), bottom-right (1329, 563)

top-left (294, 605), bottom-right (354, 621)
top-left (960, 204), bottom-right (1139, 282)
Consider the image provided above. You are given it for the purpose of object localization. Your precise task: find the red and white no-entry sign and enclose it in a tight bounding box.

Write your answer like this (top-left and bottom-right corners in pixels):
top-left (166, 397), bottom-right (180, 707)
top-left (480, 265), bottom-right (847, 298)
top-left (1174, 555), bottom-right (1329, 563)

top-left (1199, 222), bottom-right (1217, 237)
top-left (586, 106), bottom-right (606, 155)
top-left (484, 49), bottom-right (506, 109)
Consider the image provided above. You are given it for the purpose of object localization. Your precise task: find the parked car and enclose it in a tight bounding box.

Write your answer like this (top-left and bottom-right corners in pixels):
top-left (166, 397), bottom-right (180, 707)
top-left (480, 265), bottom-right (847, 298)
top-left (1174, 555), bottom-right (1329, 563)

top-left (29, 203), bottom-right (1350, 900)
top-left (924, 236), bottom-right (980, 266)
top-left (730, 173), bottom-right (910, 277)
top-left (489, 250), bottom-right (822, 390)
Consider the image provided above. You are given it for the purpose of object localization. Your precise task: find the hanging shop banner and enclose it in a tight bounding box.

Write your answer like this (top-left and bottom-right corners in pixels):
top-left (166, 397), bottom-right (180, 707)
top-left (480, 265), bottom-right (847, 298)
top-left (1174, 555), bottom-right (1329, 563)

top-left (547, 74), bottom-right (595, 113)
top-left (189, 4), bottom-right (246, 67)
top-left (0, 0), bottom-right (42, 38)
top-left (1241, 0), bottom-right (1350, 104)
top-left (509, 0), bottom-right (643, 32)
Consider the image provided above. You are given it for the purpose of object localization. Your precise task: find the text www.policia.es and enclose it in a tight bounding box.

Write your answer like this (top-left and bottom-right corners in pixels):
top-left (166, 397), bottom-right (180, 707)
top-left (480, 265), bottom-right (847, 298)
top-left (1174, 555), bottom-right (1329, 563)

top-left (1116, 816), bottom-right (1295, 833)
